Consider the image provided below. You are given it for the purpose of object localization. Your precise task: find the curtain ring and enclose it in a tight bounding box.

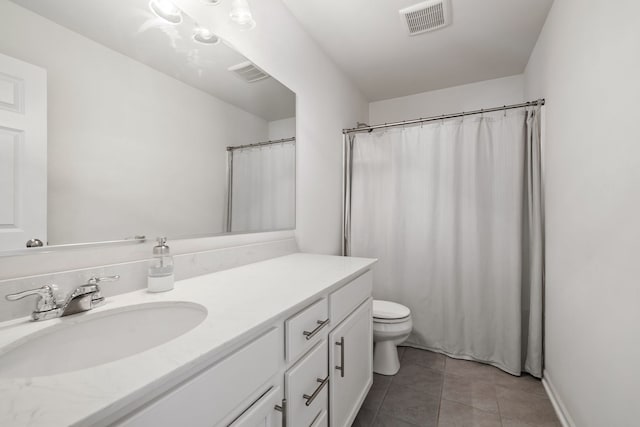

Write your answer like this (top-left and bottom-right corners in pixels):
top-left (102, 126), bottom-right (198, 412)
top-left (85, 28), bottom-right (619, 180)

top-left (504, 106), bottom-right (507, 117)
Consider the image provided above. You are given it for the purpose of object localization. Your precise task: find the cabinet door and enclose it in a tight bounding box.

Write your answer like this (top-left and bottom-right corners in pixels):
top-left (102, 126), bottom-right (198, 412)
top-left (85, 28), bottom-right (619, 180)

top-left (310, 410), bottom-right (328, 427)
top-left (229, 386), bottom-right (282, 427)
top-left (329, 299), bottom-right (373, 427)
top-left (117, 328), bottom-right (282, 427)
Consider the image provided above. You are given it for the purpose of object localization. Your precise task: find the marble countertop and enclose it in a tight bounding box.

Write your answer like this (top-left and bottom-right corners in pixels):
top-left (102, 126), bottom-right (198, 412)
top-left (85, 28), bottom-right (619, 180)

top-left (0, 253), bottom-right (376, 427)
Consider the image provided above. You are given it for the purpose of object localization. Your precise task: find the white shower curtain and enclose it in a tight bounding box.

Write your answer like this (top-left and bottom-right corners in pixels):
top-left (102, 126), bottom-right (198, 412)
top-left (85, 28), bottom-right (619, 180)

top-left (349, 107), bottom-right (543, 376)
top-left (230, 141), bottom-right (295, 232)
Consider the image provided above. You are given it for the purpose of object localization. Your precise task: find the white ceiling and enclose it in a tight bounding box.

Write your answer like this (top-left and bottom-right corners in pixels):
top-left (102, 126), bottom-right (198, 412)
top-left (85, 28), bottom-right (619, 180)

top-left (283, 0), bottom-right (553, 101)
top-left (10, 0), bottom-right (295, 121)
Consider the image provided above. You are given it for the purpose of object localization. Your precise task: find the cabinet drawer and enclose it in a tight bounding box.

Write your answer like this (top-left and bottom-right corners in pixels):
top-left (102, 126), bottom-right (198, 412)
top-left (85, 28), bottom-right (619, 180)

top-left (330, 270), bottom-right (372, 327)
top-left (285, 340), bottom-right (328, 427)
top-left (117, 327), bottom-right (282, 427)
top-left (310, 410), bottom-right (328, 427)
top-left (285, 298), bottom-right (328, 361)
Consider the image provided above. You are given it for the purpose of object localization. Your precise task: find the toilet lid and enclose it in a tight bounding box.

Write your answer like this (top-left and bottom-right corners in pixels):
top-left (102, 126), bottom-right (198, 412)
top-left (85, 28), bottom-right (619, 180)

top-left (373, 300), bottom-right (411, 320)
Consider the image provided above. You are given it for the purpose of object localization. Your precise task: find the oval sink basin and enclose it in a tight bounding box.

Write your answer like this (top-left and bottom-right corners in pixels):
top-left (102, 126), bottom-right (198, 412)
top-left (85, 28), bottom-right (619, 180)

top-left (0, 302), bottom-right (207, 378)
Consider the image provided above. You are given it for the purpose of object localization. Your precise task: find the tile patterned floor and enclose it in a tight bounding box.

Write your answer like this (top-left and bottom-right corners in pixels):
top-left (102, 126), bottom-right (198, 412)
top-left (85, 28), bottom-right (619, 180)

top-left (354, 347), bottom-right (560, 427)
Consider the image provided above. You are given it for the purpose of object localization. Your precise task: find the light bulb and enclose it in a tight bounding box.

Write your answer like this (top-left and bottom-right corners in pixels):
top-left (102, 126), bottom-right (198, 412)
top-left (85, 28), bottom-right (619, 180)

top-left (230, 0), bottom-right (254, 26)
top-left (193, 27), bottom-right (221, 44)
top-left (149, 0), bottom-right (182, 24)
top-left (237, 18), bottom-right (256, 31)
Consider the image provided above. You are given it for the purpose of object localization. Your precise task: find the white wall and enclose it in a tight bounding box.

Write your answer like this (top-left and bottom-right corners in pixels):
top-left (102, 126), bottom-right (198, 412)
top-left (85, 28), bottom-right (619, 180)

top-left (369, 75), bottom-right (525, 124)
top-left (0, 1), bottom-right (269, 246)
top-left (268, 117), bottom-right (296, 140)
top-left (524, 1), bottom-right (640, 426)
top-left (175, 0), bottom-right (369, 255)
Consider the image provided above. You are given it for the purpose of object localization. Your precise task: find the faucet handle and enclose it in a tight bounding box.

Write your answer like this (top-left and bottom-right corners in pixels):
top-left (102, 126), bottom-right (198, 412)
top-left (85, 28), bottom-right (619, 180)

top-left (84, 275), bottom-right (118, 308)
top-left (87, 275), bottom-right (120, 285)
top-left (5, 285), bottom-right (59, 312)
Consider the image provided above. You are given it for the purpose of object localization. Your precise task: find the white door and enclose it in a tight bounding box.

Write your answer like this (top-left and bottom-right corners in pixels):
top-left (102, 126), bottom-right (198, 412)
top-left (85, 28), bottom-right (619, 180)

top-left (0, 52), bottom-right (47, 251)
top-left (329, 299), bottom-right (373, 427)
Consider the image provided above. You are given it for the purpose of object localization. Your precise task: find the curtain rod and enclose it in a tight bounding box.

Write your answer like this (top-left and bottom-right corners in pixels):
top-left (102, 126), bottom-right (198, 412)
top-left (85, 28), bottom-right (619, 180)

top-left (227, 136), bottom-right (296, 151)
top-left (342, 99), bottom-right (545, 134)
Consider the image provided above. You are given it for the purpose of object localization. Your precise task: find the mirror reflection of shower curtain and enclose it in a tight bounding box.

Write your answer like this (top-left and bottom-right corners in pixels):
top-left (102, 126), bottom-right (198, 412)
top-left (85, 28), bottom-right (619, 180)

top-left (229, 141), bottom-right (295, 233)
top-left (348, 107), bottom-right (544, 377)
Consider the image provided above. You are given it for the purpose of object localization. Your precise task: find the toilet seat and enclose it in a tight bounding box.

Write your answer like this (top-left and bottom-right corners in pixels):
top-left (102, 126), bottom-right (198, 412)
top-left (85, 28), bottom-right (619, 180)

top-left (373, 300), bottom-right (411, 323)
top-left (374, 315), bottom-right (411, 324)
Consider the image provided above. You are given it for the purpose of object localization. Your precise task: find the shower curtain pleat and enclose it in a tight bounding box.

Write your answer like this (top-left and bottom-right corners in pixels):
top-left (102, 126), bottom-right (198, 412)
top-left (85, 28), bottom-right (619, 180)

top-left (349, 108), bottom-right (544, 377)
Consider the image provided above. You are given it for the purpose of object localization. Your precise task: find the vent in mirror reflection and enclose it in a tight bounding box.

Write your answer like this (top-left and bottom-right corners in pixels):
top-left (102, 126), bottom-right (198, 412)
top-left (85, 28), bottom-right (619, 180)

top-left (228, 61), bottom-right (270, 83)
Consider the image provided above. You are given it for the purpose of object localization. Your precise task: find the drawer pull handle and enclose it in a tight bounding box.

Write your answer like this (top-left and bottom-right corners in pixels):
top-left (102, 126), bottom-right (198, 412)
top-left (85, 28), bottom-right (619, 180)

top-left (302, 376), bottom-right (329, 407)
top-left (335, 337), bottom-right (345, 378)
top-left (302, 319), bottom-right (329, 340)
top-left (274, 398), bottom-right (287, 427)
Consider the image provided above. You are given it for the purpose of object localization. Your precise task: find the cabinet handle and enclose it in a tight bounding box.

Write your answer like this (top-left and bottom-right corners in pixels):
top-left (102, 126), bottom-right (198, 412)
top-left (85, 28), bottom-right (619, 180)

top-left (274, 398), bottom-right (287, 427)
top-left (302, 319), bottom-right (329, 340)
top-left (335, 337), bottom-right (345, 378)
top-left (302, 376), bottom-right (329, 407)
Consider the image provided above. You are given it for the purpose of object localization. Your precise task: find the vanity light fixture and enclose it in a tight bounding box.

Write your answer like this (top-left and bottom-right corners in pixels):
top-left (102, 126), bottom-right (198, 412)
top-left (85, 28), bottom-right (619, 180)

top-left (230, 0), bottom-right (256, 30)
top-left (149, 0), bottom-right (182, 24)
top-left (193, 26), bottom-right (221, 44)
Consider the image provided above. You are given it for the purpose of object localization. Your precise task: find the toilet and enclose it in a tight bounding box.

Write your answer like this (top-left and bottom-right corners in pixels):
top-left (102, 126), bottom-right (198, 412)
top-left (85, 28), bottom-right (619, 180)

top-left (372, 299), bottom-right (412, 375)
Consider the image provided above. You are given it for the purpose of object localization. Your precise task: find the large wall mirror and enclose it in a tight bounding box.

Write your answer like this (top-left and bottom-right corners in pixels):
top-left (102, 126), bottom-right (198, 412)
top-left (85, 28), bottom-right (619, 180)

top-left (0, 0), bottom-right (296, 255)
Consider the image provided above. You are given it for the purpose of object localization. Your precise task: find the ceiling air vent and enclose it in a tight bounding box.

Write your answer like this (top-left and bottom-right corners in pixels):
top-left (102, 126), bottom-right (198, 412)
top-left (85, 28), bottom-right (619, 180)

top-left (228, 61), bottom-right (270, 83)
top-left (399, 0), bottom-right (452, 36)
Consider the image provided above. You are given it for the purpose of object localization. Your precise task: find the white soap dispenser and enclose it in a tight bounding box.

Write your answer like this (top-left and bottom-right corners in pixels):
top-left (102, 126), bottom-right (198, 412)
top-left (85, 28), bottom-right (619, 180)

top-left (148, 237), bottom-right (174, 292)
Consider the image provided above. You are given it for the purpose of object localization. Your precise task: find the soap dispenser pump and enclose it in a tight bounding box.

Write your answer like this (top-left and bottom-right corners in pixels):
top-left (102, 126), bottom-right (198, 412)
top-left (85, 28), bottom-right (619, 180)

top-left (148, 237), bottom-right (174, 292)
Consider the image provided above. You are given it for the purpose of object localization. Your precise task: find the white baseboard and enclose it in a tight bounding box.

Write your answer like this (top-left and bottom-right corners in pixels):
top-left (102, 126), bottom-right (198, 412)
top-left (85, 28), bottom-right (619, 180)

top-left (542, 370), bottom-right (576, 427)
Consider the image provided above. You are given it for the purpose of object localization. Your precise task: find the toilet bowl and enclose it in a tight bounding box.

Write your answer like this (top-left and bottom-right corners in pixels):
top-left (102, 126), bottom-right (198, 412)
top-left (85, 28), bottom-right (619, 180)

top-left (372, 299), bottom-right (412, 375)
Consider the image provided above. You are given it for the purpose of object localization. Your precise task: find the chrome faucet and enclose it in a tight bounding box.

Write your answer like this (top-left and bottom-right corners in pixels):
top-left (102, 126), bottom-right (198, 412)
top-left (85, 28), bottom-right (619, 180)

top-left (5, 275), bottom-right (119, 321)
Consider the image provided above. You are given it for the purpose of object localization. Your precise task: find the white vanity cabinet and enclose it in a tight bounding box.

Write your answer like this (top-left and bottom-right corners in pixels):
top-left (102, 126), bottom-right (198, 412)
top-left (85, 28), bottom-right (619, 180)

top-left (278, 270), bottom-right (372, 427)
top-left (0, 254), bottom-right (377, 427)
top-left (112, 262), bottom-right (374, 427)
